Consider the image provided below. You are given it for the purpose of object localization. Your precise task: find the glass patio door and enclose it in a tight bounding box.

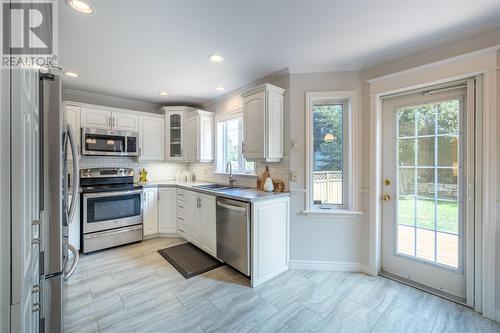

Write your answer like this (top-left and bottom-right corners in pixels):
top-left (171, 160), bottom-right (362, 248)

top-left (381, 83), bottom-right (474, 302)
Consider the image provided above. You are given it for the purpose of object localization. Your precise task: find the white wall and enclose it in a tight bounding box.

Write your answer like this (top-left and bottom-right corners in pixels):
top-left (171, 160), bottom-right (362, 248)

top-left (63, 89), bottom-right (163, 114)
top-left (287, 71), bottom-right (368, 265)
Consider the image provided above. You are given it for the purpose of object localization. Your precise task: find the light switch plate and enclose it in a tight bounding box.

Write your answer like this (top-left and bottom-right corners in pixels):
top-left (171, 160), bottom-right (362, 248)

top-left (290, 171), bottom-right (298, 182)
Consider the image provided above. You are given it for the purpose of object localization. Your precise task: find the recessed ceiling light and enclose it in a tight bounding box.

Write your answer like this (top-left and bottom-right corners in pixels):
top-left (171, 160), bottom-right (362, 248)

top-left (208, 54), bottom-right (224, 63)
top-left (159, 91), bottom-right (169, 96)
top-left (66, 0), bottom-right (94, 14)
top-left (64, 71), bottom-right (79, 78)
top-left (216, 86), bottom-right (225, 92)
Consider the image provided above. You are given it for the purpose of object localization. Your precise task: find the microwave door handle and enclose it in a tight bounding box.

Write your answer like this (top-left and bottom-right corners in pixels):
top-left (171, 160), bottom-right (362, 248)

top-left (66, 124), bottom-right (79, 225)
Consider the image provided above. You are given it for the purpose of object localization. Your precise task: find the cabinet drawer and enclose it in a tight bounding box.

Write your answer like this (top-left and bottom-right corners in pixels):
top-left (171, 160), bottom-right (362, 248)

top-left (177, 189), bottom-right (189, 200)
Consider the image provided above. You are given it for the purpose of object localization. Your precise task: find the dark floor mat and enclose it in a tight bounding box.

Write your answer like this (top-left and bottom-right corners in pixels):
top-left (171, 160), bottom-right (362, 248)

top-left (158, 243), bottom-right (224, 279)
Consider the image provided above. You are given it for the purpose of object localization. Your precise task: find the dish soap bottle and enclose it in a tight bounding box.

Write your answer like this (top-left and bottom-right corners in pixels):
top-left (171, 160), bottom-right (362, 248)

top-left (139, 168), bottom-right (148, 183)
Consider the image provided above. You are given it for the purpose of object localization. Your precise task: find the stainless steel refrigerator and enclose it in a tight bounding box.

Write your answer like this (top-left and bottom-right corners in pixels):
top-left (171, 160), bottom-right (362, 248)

top-left (38, 71), bottom-right (79, 333)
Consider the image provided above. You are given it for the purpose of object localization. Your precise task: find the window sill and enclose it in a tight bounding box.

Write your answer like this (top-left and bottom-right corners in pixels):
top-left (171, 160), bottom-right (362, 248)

top-left (213, 172), bottom-right (258, 177)
top-left (301, 209), bottom-right (363, 218)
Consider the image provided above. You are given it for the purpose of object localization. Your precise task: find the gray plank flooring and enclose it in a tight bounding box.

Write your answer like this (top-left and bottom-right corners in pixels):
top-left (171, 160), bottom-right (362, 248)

top-left (64, 238), bottom-right (498, 333)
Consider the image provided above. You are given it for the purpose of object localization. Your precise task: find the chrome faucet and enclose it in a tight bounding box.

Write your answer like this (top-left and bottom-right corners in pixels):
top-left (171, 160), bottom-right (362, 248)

top-left (226, 162), bottom-right (236, 187)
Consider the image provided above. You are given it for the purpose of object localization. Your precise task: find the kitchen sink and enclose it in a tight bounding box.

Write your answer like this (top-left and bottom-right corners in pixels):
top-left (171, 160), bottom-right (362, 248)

top-left (192, 184), bottom-right (249, 191)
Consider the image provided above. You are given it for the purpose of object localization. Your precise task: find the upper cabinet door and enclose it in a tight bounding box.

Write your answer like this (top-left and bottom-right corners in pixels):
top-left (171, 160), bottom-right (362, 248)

top-left (165, 112), bottom-right (185, 161)
top-left (243, 90), bottom-right (266, 160)
top-left (112, 111), bottom-right (139, 132)
top-left (185, 115), bottom-right (198, 162)
top-left (81, 107), bottom-right (111, 130)
top-left (199, 114), bottom-right (214, 162)
top-left (64, 104), bottom-right (81, 159)
top-left (139, 115), bottom-right (164, 161)
top-left (242, 84), bottom-right (285, 162)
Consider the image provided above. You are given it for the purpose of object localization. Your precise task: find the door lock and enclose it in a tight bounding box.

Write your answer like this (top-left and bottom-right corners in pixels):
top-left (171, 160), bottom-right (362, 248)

top-left (383, 194), bottom-right (391, 201)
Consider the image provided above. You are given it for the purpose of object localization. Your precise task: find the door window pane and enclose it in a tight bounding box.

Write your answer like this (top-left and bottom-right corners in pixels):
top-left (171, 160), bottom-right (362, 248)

top-left (396, 98), bottom-right (461, 269)
top-left (398, 196), bottom-right (415, 226)
top-left (417, 137), bottom-right (435, 166)
top-left (417, 105), bottom-right (436, 136)
top-left (397, 225), bottom-right (415, 256)
top-left (437, 136), bottom-right (458, 167)
top-left (312, 104), bottom-right (344, 206)
top-left (437, 232), bottom-right (459, 268)
top-left (416, 228), bottom-right (435, 262)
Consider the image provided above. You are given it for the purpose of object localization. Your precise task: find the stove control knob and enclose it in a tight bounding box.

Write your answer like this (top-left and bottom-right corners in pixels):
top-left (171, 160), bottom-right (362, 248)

top-left (118, 169), bottom-right (124, 175)
top-left (88, 170), bottom-right (93, 177)
top-left (127, 169), bottom-right (133, 175)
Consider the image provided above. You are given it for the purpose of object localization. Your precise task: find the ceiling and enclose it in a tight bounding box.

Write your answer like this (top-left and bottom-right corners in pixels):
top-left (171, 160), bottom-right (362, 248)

top-left (59, 0), bottom-right (500, 105)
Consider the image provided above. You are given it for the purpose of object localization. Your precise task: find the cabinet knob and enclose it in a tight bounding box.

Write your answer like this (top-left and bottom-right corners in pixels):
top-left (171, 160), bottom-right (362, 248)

top-left (383, 194), bottom-right (391, 201)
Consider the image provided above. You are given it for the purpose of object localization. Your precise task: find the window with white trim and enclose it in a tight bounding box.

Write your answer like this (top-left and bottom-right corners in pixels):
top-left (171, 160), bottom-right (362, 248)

top-left (216, 114), bottom-right (255, 175)
top-left (306, 91), bottom-right (355, 212)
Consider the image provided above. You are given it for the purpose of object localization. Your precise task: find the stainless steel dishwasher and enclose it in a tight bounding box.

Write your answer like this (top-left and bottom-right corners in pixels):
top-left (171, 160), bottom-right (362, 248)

top-left (216, 197), bottom-right (251, 276)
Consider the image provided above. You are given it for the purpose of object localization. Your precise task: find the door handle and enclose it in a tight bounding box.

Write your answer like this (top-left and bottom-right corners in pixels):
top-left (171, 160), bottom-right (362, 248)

top-left (383, 194), bottom-right (391, 201)
top-left (65, 124), bottom-right (79, 225)
top-left (64, 243), bottom-right (79, 280)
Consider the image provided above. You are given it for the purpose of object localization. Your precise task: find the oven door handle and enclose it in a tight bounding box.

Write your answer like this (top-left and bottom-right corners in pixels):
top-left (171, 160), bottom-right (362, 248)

top-left (83, 189), bottom-right (143, 198)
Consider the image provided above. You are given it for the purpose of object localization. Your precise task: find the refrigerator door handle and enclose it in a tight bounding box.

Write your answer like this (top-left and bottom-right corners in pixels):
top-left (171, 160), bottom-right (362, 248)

top-left (66, 124), bottom-right (79, 225)
top-left (64, 243), bottom-right (79, 280)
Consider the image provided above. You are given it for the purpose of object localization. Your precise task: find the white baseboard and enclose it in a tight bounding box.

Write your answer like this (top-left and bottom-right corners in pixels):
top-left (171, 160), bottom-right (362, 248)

top-left (495, 308), bottom-right (500, 323)
top-left (289, 260), bottom-right (369, 273)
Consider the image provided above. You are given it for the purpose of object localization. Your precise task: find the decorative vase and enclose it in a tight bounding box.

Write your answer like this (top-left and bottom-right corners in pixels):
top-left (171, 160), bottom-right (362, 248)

top-left (263, 177), bottom-right (274, 192)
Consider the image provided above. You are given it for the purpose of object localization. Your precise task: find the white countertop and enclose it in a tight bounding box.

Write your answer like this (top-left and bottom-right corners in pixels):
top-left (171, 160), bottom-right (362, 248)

top-left (139, 181), bottom-right (289, 203)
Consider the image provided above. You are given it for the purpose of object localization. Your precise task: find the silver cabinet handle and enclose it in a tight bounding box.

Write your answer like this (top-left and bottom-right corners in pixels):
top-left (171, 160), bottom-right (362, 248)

top-left (32, 284), bottom-right (40, 294)
top-left (31, 238), bottom-right (40, 245)
top-left (178, 228), bottom-right (185, 232)
top-left (178, 216), bottom-right (184, 221)
top-left (32, 303), bottom-right (41, 313)
top-left (64, 243), bottom-right (79, 280)
top-left (65, 124), bottom-right (79, 225)
top-left (178, 205), bottom-right (184, 209)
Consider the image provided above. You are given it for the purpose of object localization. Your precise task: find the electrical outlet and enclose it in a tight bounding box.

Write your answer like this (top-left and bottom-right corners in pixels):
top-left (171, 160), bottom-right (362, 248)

top-left (290, 171), bottom-right (298, 182)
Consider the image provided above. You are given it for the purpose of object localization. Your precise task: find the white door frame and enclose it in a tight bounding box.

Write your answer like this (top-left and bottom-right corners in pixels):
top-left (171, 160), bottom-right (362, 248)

top-left (367, 48), bottom-right (498, 318)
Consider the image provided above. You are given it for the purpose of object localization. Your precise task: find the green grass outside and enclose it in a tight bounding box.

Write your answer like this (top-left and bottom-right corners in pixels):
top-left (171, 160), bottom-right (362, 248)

top-left (398, 197), bottom-right (458, 234)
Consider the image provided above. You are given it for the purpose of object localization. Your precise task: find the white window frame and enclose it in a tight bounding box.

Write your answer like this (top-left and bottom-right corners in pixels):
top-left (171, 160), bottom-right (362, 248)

top-left (216, 110), bottom-right (256, 175)
top-left (305, 90), bottom-right (359, 216)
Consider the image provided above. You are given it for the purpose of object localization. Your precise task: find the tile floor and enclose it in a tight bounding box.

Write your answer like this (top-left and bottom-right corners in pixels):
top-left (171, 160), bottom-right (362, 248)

top-left (64, 238), bottom-right (500, 333)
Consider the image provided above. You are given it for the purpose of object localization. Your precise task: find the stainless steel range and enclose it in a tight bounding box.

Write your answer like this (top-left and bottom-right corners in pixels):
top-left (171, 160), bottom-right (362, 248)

top-left (80, 168), bottom-right (143, 253)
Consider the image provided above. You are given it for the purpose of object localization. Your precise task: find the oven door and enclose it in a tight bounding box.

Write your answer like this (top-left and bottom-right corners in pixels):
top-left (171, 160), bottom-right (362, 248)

top-left (83, 190), bottom-right (143, 233)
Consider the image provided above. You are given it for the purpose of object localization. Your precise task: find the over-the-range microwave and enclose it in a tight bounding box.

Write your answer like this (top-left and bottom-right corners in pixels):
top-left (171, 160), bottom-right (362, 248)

top-left (81, 128), bottom-right (139, 157)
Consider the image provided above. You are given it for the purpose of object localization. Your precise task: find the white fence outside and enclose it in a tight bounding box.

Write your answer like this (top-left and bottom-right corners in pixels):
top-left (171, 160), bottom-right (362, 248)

top-left (313, 171), bottom-right (342, 205)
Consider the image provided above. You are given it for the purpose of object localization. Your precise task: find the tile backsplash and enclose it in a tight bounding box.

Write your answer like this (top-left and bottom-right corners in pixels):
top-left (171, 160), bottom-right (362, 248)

top-left (78, 157), bottom-right (188, 183)
top-left (75, 156), bottom-right (289, 190)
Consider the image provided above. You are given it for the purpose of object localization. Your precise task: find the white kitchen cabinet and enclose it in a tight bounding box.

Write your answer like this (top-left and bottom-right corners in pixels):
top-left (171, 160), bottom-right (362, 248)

top-left (242, 83), bottom-right (285, 162)
top-left (158, 188), bottom-right (177, 234)
top-left (64, 103), bottom-right (81, 160)
top-left (112, 111), bottom-right (139, 132)
top-left (81, 106), bottom-right (111, 130)
top-left (81, 106), bottom-right (139, 132)
top-left (143, 187), bottom-right (158, 236)
top-left (178, 190), bottom-right (216, 257)
top-left (198, 193), bottom-right (216, 257)
top-left (251, 196), bottom-right (290, 287)
top-left (68, 194), bottom-right (80, 251)
top-left (163, 106), bottom-right (214, 162)
top-left (186, 191), bottom-right (201, 246)
top-left (186, 110), bottom-right (214, 163)
top-left (164, 109), bottom-right (186, 161)
top-left (139, 114), bottom-right (164, 161)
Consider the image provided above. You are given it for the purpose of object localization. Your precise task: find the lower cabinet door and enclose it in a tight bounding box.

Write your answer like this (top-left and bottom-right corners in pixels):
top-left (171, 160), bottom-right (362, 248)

top-left (143, 188), bottom-right (158, 236)
top-left (199, 194), bottom-right (216, 257)
top-left (158, 188), bottom-right (177, 233)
